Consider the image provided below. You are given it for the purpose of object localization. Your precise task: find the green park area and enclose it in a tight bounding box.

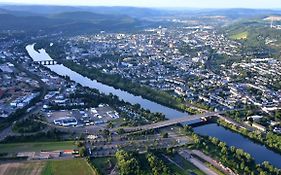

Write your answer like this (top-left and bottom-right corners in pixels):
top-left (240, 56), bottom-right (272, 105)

top-left (230, 31), bottom-right (248, 40)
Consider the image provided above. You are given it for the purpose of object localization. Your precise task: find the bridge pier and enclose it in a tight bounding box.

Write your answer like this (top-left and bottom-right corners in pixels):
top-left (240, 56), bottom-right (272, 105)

top-left (35, 60), bottom-right (57, 65)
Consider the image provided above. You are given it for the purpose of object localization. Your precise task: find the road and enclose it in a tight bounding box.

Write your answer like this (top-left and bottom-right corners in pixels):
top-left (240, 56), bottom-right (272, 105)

top-left (191, 150), bottom-right (237, 175)
top-left (89, 136), bottom-right (189, 158)
top-left (179, 150), bottom-right (219, 175)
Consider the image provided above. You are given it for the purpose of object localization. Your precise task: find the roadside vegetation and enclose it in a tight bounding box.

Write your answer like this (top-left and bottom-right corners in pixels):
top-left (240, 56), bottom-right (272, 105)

top-left (12, 113), bottom-right (47, 133)
top-left (1, 129), bottom-right (68, 143)
top-left (91, 149), bottom-right (205, 175)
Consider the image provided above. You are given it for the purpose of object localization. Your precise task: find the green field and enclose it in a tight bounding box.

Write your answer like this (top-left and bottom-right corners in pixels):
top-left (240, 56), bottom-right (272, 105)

top-left (42, 159), bottom-right (96, 175)
top-left (230, 31), bottom-right (248, 40)
top-left (0, 141), bottom-right (75, 153)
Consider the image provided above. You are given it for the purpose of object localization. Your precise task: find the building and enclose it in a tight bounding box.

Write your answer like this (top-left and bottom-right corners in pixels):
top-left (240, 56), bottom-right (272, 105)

top-left (54, 117), bottom-right (78, 127)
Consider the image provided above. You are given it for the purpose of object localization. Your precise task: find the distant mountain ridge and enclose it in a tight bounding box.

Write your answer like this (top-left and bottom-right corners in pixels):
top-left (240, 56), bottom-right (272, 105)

top-left (1, 5), bottom-right (281, 36)
top-left (0, 5), bottom-right (167, 18)
top-left (50, 11), bottom-right (135, 24)
top-left (0, 11), bottom-right (141, 35)
top-left (1, 5), bottom-right (281, 19)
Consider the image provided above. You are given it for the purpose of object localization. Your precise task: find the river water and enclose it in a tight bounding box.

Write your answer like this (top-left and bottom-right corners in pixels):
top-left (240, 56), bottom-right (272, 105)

top-left (26, 44), bottom-right (281, 168)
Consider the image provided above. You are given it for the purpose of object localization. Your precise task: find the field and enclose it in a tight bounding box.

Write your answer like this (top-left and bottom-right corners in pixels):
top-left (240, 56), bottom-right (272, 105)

top-left (0, 161), bottom-right (45, 175)
top-left (230, 31), bottom-right (248, 40)
top-left (0, 159), bottom-right (96, 175)
top-left (0, 141), bottom-right (75, 153)
top-left (41, 159), bottom-right (96, 175)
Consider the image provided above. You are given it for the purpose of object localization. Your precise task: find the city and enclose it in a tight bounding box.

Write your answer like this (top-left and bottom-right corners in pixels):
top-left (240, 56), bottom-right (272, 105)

top-left (0, 1), bottom-right (281, 175)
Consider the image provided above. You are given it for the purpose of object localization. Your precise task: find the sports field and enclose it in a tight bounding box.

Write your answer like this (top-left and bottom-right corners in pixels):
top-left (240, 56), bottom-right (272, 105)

top-left (0, 141), bottom-right (75, 153)
top-left (41, 159), bottom-right (96, 175)
top-left (0, 159), bottom-right (96, 175)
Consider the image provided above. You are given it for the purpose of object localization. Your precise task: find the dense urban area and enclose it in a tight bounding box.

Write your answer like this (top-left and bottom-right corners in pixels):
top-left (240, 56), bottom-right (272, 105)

top-left (0, 4), bottom-right (281, 175)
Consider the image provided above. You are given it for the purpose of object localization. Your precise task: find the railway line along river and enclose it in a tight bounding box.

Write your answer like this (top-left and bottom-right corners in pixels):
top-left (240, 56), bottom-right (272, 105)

top-left (26, 44), bottom-right (281, 168)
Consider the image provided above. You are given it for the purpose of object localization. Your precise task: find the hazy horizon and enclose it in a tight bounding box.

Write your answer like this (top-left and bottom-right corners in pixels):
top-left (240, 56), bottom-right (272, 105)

top-left (0, 0), bottom-right (281, 9)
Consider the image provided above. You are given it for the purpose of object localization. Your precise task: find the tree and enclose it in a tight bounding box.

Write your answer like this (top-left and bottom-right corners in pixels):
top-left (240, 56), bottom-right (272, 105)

top-left (107, 122), bottom-right (113, 128)
top-left (117, 128), bottom-right (125, 134)
top-left (162, 133), bottom-right (169, 138)
top-left (75, 141), bottom-right (84, 147)
top-left (103, 129), bottom-right (110, 136)
top-left (248, 117), bottom-right (254, 125)
top-left (79, 147), bottom-right (86, 157)
top-left (146, 153), bottom-right (170, 175)
top-left (115, 150), bottom-right (140, 175)
top-left (192, 134), bottom-right (200, 144)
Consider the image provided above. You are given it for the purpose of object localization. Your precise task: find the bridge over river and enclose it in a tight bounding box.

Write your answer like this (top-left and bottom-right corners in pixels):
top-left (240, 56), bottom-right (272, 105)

top-left (123, 111), bottom-right (222, 132)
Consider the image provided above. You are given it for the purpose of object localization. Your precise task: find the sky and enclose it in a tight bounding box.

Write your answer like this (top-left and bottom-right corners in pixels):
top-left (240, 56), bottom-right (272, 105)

top-left (0, 0), bottom-right (281, 9)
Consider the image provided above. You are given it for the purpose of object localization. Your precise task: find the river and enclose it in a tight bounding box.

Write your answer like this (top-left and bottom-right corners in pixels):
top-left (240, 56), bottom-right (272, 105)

top-left (194, 123), bottom-right (281, 168)
top-left (26, 44), bottom-right (281, 168)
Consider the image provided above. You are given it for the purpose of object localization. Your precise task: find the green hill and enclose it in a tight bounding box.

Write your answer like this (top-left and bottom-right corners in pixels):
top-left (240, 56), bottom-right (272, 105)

top-left (0, 11), bottom-right (140, 35)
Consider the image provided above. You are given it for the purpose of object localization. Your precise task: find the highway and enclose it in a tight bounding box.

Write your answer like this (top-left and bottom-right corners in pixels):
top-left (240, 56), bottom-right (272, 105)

top-left (179, 150), bottom-right (219, 175)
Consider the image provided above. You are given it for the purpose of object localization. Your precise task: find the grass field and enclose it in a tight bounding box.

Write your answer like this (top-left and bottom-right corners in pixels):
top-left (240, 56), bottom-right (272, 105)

top-left (230, 31), bottom-right (248, 40)
top-left (0, 161), bottom-right (45, 175)
top-left (0, 141), bottom-right (76, 153)
top-left (42, 159), bottom-right (96, 175)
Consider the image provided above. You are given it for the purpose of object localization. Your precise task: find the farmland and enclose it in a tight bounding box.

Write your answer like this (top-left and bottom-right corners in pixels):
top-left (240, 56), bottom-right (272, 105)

top-left (0, 161), bottom-right (45, 175)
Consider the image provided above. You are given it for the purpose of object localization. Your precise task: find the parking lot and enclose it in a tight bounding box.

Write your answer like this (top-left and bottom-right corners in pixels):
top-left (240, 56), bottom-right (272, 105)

top-left (44, 104), bottom-right (120, 127)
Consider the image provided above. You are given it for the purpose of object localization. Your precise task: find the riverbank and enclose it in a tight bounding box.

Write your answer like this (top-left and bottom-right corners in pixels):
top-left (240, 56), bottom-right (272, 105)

top-left (62, 60), bottom-right (198, 114)
top-left (217, 119), bottom-right (281, 154)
